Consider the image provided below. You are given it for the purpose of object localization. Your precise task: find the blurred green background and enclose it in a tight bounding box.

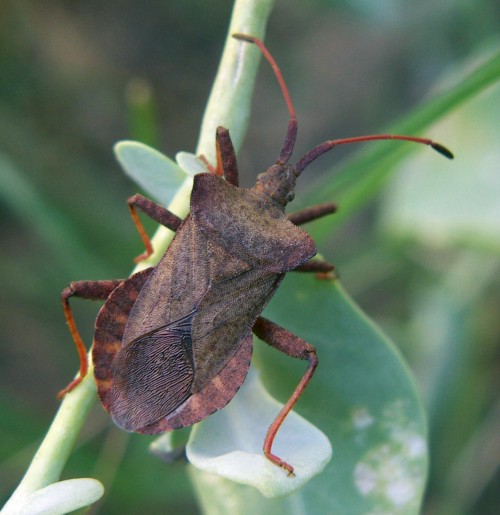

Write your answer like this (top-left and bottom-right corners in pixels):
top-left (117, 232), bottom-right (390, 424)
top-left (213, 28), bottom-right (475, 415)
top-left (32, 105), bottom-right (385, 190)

top-left (1, 0), bottom-right (499, 513)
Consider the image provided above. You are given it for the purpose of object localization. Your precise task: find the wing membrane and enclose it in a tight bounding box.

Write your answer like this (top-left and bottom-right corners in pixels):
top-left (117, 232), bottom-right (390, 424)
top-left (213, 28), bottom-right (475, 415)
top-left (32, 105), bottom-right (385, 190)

top-left (110, 313), bottom-right (194, 430)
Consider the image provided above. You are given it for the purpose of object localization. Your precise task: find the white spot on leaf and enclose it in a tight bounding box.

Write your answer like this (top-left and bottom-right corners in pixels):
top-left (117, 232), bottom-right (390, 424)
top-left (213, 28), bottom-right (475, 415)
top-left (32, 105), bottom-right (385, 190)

top-left (351, 407), bottom-right (374, 430)
top-left (353, 401), bottom-right (427, 513)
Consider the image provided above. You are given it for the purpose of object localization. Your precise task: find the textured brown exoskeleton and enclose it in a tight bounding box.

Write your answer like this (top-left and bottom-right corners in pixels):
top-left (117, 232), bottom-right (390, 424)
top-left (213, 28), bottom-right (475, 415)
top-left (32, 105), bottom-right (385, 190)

top-left (59, 34), bottom-right (453, 476)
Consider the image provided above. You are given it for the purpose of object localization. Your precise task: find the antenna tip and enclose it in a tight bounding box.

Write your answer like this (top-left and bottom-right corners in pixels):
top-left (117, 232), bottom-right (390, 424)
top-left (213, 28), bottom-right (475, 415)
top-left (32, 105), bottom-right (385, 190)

top-left (431, 142), bottom-right (454, 159)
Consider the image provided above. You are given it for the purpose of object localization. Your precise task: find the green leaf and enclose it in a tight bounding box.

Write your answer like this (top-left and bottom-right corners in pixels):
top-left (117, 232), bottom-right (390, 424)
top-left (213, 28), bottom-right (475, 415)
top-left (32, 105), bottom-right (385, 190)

top-left (114, 141), bottom-right (188, 204)
top-left (0, 153), bottom-right (99, 274)
top-left (186, 369), bottom-right (332, 498)
top-left (176, 151), bottom-right (211, 177)
top-left (189, 276), bottom-right (428, 514)
top-left (267, 278), bottom-right (428, 513)
top-left (3, 478), bottom-right (104, 515)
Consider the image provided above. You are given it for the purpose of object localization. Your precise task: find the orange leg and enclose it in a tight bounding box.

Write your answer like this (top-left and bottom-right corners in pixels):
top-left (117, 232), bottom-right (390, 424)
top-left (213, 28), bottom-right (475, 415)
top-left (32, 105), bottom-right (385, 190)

top-left (127, 194), bottom-right (183, 262)
top-left (198, 154), bottom-right (218, 175)
top-left (58, 280), bottom-right (122, 397)
top-left (252, 316), bottom-right (318, 476)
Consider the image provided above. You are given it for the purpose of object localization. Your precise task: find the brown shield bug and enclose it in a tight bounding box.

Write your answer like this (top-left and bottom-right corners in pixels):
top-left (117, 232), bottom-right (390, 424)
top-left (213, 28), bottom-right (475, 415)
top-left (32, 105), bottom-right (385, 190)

top-left (59, 33), bottom-right (453, 476)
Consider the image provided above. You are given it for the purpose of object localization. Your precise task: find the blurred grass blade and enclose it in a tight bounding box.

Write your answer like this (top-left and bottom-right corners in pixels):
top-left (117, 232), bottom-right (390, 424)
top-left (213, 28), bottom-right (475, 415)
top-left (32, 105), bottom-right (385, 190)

top-left (302, 49), bottom-right (500, 239)
top-left (380, 65), bottom-right (500, 251)
top-left (0, 152), bottom-right (102, 275)
top-left (125, 78), bottom-right (160, 148)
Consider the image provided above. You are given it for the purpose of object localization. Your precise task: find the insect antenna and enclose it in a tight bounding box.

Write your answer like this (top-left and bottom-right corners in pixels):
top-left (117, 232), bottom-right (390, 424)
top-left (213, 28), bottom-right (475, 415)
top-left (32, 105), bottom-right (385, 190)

top-left (233, 33), bottom-right (298, 165)
top-left (295, 134), bottom-right (454, 175)
top-left (233, 34), bottom-right (454, 177)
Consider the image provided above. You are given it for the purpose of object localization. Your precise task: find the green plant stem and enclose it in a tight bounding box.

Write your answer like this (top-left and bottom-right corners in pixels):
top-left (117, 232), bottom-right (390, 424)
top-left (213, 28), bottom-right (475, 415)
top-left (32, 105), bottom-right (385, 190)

top-left (4, 0), bottom-right (275, 506)
top-left (196, 0), bottom-right (275, 160)
top-left (3, 368), bottom-right (96, 508)
top-left (137, 0), bottom-right (275, 265)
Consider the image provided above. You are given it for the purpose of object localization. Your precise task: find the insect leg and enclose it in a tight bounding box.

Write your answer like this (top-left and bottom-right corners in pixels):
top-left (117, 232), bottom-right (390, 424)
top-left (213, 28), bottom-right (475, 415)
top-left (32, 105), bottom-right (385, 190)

top-left (197, 154), bottom-right (217, 174)
top-left (287, 203), bottom-right (337, 275)
top-left (216, 126), bottom-right (239, 186)
top-left (128, 194), bottom-right (183, 262)
top-left (293, 260), bottom-right (335, 277)
top-left (197, 127), bottom-right (239, 185)
top-left (252, 316), bottom-right (318, 476)
top-left (59, 279), bottom-right (123, 398)
top-left (287, 202), bottom-right (337, 226)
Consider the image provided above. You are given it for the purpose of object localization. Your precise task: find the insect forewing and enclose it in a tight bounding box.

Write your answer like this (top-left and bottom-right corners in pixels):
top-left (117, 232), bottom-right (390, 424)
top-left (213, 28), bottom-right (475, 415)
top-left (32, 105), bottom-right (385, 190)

top-left (110, 313), bottom-right (194, 430)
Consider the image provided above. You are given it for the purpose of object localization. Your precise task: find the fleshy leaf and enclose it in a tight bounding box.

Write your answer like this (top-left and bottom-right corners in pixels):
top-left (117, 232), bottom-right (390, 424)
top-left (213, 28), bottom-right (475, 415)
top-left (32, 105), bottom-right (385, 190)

top-left (264, 278), bottom-right (428, 513)
top-left (5, 478), bottom-right (104, 515)
top-left (190, 276), bottom-right (428, 513)
top-left (176, 151), bottom-right (211, 177)
top-left (114, 141), bottom-right (187, 203)
top-left (186, 368), bottom-right (332, 498)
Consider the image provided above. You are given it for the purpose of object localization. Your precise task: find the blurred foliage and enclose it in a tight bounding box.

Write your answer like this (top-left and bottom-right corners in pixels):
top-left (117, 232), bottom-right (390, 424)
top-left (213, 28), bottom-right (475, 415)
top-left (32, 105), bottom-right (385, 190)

top-left (1, 0), bottom-right (499, 514)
